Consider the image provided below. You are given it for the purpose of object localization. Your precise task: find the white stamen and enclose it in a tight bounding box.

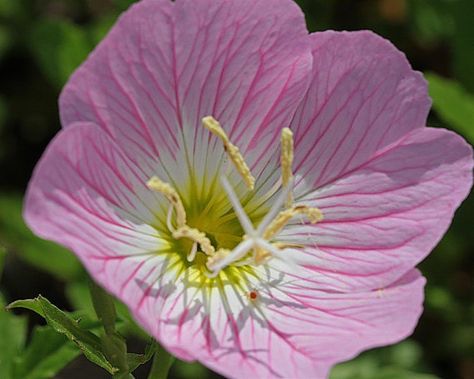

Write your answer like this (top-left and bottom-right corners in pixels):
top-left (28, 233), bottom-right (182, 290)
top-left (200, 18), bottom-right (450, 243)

top-left (232, 257), bottom-right (255, 267)
top-left (220, 176), bottom-right (256, 236)
top-left (253, 177), bottom-right (282, 209)
top-left (210, 176), bottom-right (313, 276)
top-left (255, 238), bottom-right (300, 270)
top-left (256, 179), bottom-right (293, 235)
top-left (211, 177), bottom-right (293, 275)
top-left (208, 238), bottom-right (254, 273)
top-left (166, 205), bottom-right (175, 233)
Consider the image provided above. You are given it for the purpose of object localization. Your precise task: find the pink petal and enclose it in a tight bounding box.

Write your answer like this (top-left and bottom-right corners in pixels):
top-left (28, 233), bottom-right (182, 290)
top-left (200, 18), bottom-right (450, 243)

top-left (291, 31), bottom-right (431, 191)
top-left (254, 267), bottom-right (426, 376)
top-left (284, 127), bottom-right (473, 292)
top-left (59, 0), bottom-right (312, 174)
top-left (283, 31), bottom-right (473, 292)
top-left (23, 122), bottom-right (169, 304)
top-left (131, 264), bottom-right (425, 378)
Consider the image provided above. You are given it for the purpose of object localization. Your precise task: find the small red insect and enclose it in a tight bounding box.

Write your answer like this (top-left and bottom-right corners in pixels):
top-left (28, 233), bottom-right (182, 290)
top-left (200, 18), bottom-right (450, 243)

top-left (248, 290), bottom-right (258, 302)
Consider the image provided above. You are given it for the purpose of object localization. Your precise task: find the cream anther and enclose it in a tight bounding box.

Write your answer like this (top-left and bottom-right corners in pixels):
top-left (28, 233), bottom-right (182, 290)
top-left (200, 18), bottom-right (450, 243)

top-left (148, 176), bottom-right (217, 261)
top-left (147, 176), bottom-right (187, 228)
top-left (173, 225), bottom-right (216, 256)
top-left (280, 127), bottom-right (294, 207)
top-left (202, 116), bottom-right (255, 190)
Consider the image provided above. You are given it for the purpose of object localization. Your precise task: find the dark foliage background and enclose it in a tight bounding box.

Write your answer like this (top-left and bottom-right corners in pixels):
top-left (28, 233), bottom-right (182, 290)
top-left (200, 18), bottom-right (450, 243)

top-left (0, 1), bottom-right (473, 378)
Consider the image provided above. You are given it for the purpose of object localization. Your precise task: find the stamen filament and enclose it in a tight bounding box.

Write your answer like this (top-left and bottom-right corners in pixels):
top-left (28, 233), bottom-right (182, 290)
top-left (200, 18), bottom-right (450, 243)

top-left (203, 116), bottom-right (255, 190)
top-left (255, 238), bottom-right (301, 270)
top-left (220, 176), bottom-right (255, 236)
top-left (256, 181), bottom-right (293, 235)
top-left (166, 205), bottom-right (175, 232)
top-left (263, 205), bottom-right (323, 240)
top-left (206, 248), bottom-right (230, 272)
top-left (187, 242), bottom-right (198, 262)
top-left (207, 238), bottom-right (254, 273)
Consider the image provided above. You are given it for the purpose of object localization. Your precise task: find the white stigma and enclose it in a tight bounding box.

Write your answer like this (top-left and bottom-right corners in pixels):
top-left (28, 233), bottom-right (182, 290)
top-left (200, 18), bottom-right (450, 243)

top-left (208, 176), bottom-right (294, 274)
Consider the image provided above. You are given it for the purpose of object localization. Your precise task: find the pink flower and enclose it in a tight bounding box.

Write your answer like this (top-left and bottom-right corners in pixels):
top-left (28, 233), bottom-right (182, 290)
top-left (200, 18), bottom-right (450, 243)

top-left (24, 0), bottom-right (473, 378)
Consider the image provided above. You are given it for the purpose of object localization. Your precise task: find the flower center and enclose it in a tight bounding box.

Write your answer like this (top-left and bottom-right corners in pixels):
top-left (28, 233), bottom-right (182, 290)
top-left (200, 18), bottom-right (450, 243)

top-left (147, 116), bottom-right (323, 279)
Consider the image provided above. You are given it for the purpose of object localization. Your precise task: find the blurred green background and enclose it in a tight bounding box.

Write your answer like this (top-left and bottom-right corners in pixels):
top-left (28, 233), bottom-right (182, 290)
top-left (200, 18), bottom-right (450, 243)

top-left (0, 0), bottom-right (473, 378)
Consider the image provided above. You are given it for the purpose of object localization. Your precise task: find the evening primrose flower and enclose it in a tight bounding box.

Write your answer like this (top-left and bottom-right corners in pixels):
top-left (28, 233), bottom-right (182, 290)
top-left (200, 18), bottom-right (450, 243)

top-left (24, 0), bottom-right (473, 378)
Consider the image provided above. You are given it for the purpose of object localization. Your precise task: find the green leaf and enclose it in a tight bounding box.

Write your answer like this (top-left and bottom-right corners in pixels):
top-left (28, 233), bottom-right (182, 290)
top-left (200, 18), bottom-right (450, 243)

top-left (7, 298), bottom-right (45, 317)
top-left (115, 299), bottom-right (150, 339)
top-left (408, 0), bottom-right (454, 44)
top-left (90, 281), bottom-right (117, 336)
top-left (7, 296), bottom-right (119, 375)
top-left (0, 293), bottom-right (27, 379)
top-left (66, 280), bottom-right (96, 318)
top-left (0, 95), bottom-right (6, 130)
top-left (330, 340), bottom-right (440, 379)
top-left (29, 19), bottom-right (91, 88)
top-left (371, 368), bottom-right (439, 379)
top-left (0, 96), bottom-right (7, 161)
top-left (330, 355), bottom-right (378, 379)
top-left (88, 15), bottom-right (117, 46)
top-left (90, 281), bottom-right (136, 377)
top-left (0, 24), bottom-right (11, 59)
top-left (173, 360), bottom-right (210, 379)
top-left (127, 342), bottom-right (156, 372)
top-left (452, 0), bottom-right (474, 92)
top-left (147, 343), bottom-right (175, 379)
top-left (102, 333), bottom-right (129, 377)
top-left (426, 73), bottom-right (474, 143)
top-left (0, 0), bottom-right (22, 18)
top-left (0, 193), bottom-right (82, 280)
top-left (112, 0), bottom-right (138, 12)
top-left (0, 244), bottom-right (6, 279)
top-left (330, 363), bottom-right (438, 379)
top-left (13, 326), bottom-right (80, 379)
top-left (388, 341), bottom-right (422, 369)
top-left (65, 280), bottom-right (130, 335)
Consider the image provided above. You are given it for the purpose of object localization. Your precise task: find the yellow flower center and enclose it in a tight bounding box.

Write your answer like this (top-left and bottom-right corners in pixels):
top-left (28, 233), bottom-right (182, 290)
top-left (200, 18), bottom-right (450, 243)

top-left (147, 116), bottom-right (323, 281)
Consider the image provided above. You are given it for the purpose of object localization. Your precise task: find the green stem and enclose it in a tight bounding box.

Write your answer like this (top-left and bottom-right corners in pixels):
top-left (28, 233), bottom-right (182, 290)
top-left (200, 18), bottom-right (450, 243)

top-left (89, 280), bottom-right (129, 374)
top-left (147, 343), bottom-right (175, 379)
top-left (89, 280), bottom-right (117, 335)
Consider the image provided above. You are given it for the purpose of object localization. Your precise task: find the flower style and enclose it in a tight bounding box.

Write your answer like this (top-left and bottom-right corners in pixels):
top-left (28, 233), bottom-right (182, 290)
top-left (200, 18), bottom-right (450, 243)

top-left (24, 0), bottom-right (473, 378)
